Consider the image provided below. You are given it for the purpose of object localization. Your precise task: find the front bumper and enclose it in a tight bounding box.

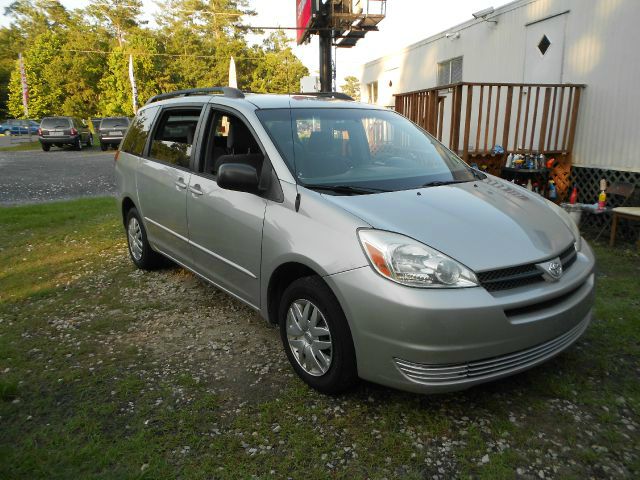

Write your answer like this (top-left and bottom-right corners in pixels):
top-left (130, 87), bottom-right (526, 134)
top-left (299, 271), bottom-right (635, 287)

top-left (325, 241), bottom-right (596, 394)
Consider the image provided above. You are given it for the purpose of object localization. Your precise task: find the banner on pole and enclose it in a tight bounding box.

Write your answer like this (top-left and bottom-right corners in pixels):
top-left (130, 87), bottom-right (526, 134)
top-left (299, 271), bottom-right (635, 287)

top-left (128, 54), bottom-right (138, 114)
top-left (19, 53), bottom-right (29, 117)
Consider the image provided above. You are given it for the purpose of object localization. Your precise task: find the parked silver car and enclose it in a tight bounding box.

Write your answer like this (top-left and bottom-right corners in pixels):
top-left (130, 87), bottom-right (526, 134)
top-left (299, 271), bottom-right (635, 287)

top-left (115, 88), bottom-right (595, 394)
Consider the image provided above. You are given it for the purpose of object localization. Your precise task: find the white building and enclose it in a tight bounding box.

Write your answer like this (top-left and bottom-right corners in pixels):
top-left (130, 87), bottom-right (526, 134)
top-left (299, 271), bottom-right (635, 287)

top-left (300, 75), bottom-right (320, 92)
top-left (360, 0), bottom-right (640, 189)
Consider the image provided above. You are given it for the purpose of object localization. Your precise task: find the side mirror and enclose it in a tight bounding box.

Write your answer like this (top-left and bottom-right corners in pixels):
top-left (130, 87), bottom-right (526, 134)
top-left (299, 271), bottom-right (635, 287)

top-left (217, 163), bottom-right (259, 194)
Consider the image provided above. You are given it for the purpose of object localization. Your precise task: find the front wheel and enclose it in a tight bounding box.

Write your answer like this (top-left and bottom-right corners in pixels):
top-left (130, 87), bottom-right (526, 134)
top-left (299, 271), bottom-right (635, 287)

top-left (3, 129), bottom-right (10, 136)
top-left (41, 143), bottom-right (50, 152)
top-left (125, 207), bottom-right (164, 270)
top-left (86, 134), bottom-right (93, 147)
top-left (279, 276), bottom-right (358, 394)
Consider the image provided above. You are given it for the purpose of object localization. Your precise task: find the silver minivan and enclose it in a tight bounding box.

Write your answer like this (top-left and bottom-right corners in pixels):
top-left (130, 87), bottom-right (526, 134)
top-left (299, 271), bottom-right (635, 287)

top-left (115, 88), bottom-right (595, 395)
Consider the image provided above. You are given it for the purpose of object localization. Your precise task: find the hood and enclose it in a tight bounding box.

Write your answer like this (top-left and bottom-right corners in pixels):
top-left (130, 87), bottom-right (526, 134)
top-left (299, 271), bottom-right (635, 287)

top-left (323, 177), bottom-right (575, 272)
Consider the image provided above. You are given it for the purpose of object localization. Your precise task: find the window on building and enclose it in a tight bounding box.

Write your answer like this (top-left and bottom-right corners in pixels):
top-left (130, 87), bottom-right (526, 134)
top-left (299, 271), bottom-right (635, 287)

top-left (367, 81), bottom-right (378, 104)
top-left (437, 56), bottom-right (463, 86)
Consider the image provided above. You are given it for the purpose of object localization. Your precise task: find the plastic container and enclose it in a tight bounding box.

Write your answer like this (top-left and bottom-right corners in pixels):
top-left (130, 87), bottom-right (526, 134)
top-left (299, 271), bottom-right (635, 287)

top-left (561, 203), bottom-right (582, 226)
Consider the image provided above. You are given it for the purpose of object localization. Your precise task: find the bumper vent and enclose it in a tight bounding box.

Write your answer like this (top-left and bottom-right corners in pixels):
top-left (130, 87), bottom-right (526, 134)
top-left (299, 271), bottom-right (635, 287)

top-left (478, 244), bottom-right (577, 292)
top-left (394, 316), bottom-right (589, 385)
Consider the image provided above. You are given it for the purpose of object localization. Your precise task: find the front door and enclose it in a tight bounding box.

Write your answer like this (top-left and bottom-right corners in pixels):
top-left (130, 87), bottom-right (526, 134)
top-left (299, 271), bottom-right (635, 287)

top-left (136, 105), bottom-right (204, 265)
top-left (186, 108), bottom-right (267, 307)
top-left (523, 13), bottom-right (568, 83)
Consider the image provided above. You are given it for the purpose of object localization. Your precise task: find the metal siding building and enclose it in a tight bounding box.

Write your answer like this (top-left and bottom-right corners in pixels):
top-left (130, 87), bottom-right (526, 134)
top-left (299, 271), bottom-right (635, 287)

top-left (361, 0), bottom-right (640, 173)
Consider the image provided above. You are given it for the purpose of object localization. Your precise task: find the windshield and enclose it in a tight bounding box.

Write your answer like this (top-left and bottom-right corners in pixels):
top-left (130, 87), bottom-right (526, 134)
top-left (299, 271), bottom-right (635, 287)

top-left (100, 117), bottom-right (129, 129)
top-left (257, 108), bottom-right (476, 192)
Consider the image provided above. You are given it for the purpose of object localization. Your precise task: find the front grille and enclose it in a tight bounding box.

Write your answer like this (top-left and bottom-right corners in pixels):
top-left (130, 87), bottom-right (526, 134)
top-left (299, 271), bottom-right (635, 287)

top-left (478, 244), bottom-right (577, 292)
top-left (394, 316), bottom-right (589, 385)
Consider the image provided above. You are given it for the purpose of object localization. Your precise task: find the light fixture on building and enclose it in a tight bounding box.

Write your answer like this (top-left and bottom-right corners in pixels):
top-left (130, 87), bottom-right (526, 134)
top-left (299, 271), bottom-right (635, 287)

top-left (472, 6), bottom-right (497, 24)
top-left (445, 32), bottom-right (460, 39)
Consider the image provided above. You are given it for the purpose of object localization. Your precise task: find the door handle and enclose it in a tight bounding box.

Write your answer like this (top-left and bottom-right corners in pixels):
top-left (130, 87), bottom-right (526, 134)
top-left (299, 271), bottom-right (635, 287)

top-left (175, 178), bottom-right (188, 190)
top-left (189, 184), bottom-right (204, 196)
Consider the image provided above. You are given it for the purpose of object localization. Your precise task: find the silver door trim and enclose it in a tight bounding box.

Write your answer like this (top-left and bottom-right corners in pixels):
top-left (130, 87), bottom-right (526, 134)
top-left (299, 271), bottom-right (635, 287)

top-left (155, 248), bottom-right (260, 312)
top-left (189, 239), bottom-right (258, 279)
top-left (145, 216), bottom-right (257, 279)
top-left (144, 216), bottom-right (189, 243)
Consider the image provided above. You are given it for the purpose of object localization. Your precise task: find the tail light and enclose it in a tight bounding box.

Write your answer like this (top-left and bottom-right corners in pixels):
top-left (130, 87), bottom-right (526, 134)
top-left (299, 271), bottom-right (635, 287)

top-left (70, 127), bottom-right (78, 135)
top-left (37, 128), bottom-right (42, 136)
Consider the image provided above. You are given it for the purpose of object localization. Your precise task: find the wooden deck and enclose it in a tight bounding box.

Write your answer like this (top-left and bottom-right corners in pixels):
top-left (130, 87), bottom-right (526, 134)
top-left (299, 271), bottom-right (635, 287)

top-left (394, 82), bottom-right (586, 198)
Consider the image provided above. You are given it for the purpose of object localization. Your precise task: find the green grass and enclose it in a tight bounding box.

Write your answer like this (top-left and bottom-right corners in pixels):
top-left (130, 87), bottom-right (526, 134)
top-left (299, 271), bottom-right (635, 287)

top-left (0, 140), bottom-right (40, 151)
top-left (0, 198), bottom-right (638, 479)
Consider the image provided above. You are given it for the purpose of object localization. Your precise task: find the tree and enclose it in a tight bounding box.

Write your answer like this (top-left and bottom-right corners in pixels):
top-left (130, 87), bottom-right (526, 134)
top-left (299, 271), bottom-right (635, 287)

top-left (89, 0), bottom-right (144, 47)
top-left (98, 31), bottom-right (172, 115)
top-left (249, 30), bottom-right (309, 94)
top-left (340, 75), bottom-right (360, 100)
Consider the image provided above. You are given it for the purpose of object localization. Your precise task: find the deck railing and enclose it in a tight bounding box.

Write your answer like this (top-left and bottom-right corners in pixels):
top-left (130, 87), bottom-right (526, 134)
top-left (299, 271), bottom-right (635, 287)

top-left (394, 82), bottom-right (585, 162)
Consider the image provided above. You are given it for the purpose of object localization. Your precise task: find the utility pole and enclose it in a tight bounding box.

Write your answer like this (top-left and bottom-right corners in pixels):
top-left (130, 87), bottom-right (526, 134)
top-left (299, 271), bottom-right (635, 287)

top-left (317, 2), bottom-right (332, 92)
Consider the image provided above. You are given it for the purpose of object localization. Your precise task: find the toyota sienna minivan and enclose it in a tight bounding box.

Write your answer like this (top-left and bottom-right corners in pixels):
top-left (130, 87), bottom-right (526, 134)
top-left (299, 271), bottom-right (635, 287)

top-left (115, 87), bottom-right (595, 394)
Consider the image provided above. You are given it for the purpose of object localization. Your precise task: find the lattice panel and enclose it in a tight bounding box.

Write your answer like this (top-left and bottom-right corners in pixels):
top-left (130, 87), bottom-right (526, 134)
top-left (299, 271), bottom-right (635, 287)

top-left (570, 166), bottom-right (640, 243)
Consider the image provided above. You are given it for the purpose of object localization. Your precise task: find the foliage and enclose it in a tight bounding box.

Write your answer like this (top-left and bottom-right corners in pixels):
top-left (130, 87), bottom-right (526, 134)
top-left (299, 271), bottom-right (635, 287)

top-left (1, 0), bottom-right (308, 118)
top-left (341, 75), bottom-right (361, 100)
top-left (249, 31), bottom-right (309, 94)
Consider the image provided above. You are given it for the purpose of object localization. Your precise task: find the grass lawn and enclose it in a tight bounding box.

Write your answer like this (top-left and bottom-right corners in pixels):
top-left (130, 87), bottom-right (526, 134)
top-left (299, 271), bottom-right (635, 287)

top-left (0, 198), bottom-right (638, 479)
top-left (0, 140), bottom-right (41, 151)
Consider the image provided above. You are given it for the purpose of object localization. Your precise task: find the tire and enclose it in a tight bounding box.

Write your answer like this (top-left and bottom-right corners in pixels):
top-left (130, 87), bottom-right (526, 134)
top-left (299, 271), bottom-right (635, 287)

top-left (3, 129), bottom-right (10, 136)
top-left (279, 276), bottom-right (358, 394)
top-left (86, 134), bottom-right (93, 147)
top-left (100, 143), bottom-right (108, 151)
top-left (75, 137), bottom-right (82, 150)
top-left (41, 143), bottom-right (50, 152)
top-left (125, 207), bottom-right (164, 270)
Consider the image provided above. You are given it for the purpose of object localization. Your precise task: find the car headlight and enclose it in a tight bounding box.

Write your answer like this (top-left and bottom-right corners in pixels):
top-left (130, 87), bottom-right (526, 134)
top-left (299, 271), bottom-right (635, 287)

top-left (543, 199), bottom-right (582, 251)
top-left (357, 230), bottom-right (478, 288)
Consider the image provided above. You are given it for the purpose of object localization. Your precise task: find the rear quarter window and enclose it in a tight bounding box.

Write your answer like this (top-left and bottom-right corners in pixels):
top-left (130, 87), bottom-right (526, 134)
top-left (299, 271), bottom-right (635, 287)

top-left (121, 107), bottom-right (158, 156)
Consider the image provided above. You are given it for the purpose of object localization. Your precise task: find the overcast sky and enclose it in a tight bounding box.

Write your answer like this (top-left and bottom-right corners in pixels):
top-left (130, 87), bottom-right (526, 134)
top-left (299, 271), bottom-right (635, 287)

top-left (2, 0), bottom-right (494, 84)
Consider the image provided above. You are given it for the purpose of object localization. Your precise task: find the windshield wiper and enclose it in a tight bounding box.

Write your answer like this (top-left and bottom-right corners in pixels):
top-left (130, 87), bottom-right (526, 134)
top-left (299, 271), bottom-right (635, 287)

top-left (302, 184), bottom-right (389, 195)
top-left (421, 180), bottom-right (471, 188)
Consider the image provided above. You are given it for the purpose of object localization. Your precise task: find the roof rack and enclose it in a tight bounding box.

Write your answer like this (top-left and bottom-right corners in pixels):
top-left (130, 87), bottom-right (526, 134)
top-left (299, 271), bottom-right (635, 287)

top-left (145, 87), bottom-right (245, 105)
top-left (295, 92), bottom-right (354, 101)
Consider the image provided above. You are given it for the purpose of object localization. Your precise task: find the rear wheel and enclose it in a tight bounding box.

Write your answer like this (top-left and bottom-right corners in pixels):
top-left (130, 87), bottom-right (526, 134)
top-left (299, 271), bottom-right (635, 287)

top-left (3, 129), bottom-right (10, 136)
top-left (75, 138), bottom-right (82, 150)
top-left (125, 207), bottom-right (164, 270)
top-left (279, 276), bottom-right (358, 394)
top-left (86, 134), bottom-right (93, 147)
top-left (100, 143), bottom-right (108, 151)
top-left (41, 143), bottom-right (50, 152)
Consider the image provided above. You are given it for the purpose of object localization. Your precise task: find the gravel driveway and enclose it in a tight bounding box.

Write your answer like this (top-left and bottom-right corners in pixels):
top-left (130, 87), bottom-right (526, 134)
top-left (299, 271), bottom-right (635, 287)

top-left (0, 148), bottom-right (116, 205)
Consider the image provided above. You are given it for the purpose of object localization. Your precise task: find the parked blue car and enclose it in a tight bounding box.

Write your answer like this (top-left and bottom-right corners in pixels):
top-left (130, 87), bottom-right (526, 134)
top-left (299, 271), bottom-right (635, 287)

top-left (0, 119), bottom-right (40, 135)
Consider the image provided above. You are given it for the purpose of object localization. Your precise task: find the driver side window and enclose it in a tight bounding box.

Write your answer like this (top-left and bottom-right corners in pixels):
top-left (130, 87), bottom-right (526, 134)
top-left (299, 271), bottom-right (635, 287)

top-left (200, 110), bottom-right (264, 178)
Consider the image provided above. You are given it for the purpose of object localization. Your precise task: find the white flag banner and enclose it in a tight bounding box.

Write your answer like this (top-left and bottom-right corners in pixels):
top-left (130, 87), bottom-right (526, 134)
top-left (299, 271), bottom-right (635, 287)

top-left (128, 54), bottom-right (138, 114)
top-left (228, 56), bottom-right (237, 89)
top-left (19, 53), bottom-right (29, 117)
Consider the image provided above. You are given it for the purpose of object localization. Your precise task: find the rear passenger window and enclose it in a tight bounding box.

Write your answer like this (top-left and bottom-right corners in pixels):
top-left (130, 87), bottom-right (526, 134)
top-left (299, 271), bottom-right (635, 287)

top-left (122, 106), bottom-right (158, 156)
top-left (150, 108), bottom-right (202, 168)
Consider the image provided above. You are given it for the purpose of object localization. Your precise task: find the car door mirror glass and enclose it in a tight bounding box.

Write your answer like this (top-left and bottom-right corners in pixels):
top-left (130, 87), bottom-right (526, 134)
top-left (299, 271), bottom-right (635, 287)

top-left (217, 163), bottom-right (259, 194)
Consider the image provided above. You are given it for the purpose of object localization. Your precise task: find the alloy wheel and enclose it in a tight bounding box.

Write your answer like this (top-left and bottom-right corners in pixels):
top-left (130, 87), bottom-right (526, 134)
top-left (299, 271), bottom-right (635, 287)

top-left (286, 299), bottom-right (333, 376)
top-left (127, 217), bottom-right (143, 261)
